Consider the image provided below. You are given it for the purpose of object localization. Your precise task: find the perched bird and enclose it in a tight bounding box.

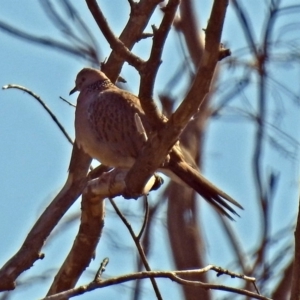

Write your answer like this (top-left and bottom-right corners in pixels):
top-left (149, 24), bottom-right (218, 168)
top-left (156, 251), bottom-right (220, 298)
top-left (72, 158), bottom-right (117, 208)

top-left (70, 67), bottom-right (243, 219)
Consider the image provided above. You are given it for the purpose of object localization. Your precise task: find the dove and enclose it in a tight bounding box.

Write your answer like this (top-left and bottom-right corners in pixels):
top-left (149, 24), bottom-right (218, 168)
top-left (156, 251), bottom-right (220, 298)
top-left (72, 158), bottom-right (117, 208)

top-left (70, 68), bottom-right (243, 219)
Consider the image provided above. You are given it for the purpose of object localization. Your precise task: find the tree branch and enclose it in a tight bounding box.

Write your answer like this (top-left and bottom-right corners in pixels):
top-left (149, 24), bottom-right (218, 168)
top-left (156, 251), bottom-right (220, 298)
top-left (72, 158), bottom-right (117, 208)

top-left (46, 189), bottom-right (105, 295)
top-left (0, 19), bottom-right (98, 63)
top-left (290, 193), bottom-right (300, 300)
top-left (86, 0), bottom-right (163, 82)
top-left (125, 0), bottom-right (229, 195)
top-left (109, 198), bottom-right (163, 300)
top-left (2, 84), bottom-right (73, 145)
top-left (86, 0), bottom-right (145, 71)
top-left (42, 265), bottom-right (270, 300)
top-left (139, 0), bottom-right (180, 128)
top-left (0, 143), bottom-right (91, 291)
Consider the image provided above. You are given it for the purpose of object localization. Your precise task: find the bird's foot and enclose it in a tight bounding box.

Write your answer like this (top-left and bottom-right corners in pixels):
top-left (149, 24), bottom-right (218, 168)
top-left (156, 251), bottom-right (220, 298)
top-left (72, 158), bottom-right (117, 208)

top-left (123, 173), bottom-right (164, 199)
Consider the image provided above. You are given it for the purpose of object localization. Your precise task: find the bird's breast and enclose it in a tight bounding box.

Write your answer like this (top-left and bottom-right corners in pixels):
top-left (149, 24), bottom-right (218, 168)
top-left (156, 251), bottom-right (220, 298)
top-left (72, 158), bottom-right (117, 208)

top-left (75, 95), bottom-right (136, 168)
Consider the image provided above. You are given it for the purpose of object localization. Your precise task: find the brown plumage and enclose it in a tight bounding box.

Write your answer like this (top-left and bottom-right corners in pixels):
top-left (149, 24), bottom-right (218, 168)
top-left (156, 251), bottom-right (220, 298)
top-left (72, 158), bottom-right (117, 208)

top-left (71, 67), bottom-right (243, 220)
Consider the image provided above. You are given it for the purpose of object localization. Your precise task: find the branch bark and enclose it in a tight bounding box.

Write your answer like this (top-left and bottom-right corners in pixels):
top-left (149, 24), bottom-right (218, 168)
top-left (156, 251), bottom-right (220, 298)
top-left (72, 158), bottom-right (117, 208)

top-left (42, 265), bottom-right (270, 300)
top-left (0, 144), bottom-right (91, 291)
top-left (47, 192), bottom-right (105, 295)
top-left (290, 194), bottom-right (300, 300)
top-left (125, 0), bottom-right (229, 195)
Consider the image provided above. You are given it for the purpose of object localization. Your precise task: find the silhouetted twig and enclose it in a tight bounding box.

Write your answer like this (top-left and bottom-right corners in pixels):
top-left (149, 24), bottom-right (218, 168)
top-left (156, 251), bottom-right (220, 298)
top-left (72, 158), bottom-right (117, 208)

top-left (2, 84), bottom-right (73, 145)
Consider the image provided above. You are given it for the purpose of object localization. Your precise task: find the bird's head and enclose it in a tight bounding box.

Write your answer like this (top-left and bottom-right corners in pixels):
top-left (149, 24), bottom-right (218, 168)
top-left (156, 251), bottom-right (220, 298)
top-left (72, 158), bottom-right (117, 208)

top-left (69, 68), bottom-right (110, 95)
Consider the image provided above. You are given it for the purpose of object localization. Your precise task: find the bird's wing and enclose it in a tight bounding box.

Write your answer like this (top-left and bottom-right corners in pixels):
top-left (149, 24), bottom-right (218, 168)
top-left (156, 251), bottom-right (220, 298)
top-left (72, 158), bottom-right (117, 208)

top-left (88, 88), bottom-right (150, 160)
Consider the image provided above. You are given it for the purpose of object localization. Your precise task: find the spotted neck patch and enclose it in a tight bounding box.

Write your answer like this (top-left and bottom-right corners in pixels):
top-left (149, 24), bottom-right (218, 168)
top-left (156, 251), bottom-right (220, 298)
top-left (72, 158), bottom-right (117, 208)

top-left (87, 79), bottom-right (113, 92)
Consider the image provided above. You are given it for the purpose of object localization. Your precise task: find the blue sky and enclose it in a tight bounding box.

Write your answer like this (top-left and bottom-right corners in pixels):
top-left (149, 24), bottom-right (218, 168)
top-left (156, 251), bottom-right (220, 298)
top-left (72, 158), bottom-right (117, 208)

top-left (0, 1), bottom-right (299, 299)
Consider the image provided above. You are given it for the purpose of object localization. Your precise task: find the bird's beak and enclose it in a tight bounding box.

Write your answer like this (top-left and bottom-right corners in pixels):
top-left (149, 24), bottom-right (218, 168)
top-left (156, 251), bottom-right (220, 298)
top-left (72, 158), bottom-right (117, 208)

top-left (69, 86), bottom-right (78, 95)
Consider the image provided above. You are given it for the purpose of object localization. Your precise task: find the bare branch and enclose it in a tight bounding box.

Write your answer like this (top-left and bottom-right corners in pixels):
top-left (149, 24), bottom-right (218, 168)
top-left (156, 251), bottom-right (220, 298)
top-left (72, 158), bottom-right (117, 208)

top-left (175, 0), bottom-right (204, 65)
top-left (137, 197), bottom-right (149, 240)
top-left (94, 257), bottom-right (110, 281)
top-left (0, 20), bottom-right (98, 63)
top-left (42, 266), bottom-right (271, 300)
top-left (47, 188), bottom-right (105, 295)
top-left (2, 84), bottom-right (73, 145)
top-left (86, 0), bottom-right (145, 71)
top-left (109, 198), bottom-right (163, 300)
top-left (0, 143), bottom-right (91, 291)
top-left (0, 0), bottom-right (167, 290)
top-left (290, 194), bottom-right (300, 300)
top-left (231, 0), bottom-right (258, 57)
top-left (139, 0), bottom-right (180, 128)
top-left (59, 96), bottom-right (76, 108)
top-left (125, 0), bottom-right (229, 195)
top-left (86, 0), bottom-right (163, 82)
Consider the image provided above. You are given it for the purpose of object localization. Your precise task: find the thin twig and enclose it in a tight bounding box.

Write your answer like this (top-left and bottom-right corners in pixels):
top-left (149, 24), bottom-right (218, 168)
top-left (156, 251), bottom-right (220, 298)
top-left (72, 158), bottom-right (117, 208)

top-left (59, 96), bottom-right (76, 107)
top-left (94, 257), bottom-right (109, 281)
top-left (108, 198), bottom-right (163, 300)
top-left (137, 0), bottom-right (181, 130)
top-left (137, 196), bottom-right (149, 240)
top-left (217, 216), bottom-right (249, 274)
top-left (2, 84), bottom-right (73, 145)
top-left (250, 0), bottom-right (284, 281)
top-left (139, 0), bottom-right (180, 112)
top-left (0, 20), bottom-right (97, 63)
top-left (39, 0), bottom-right (92, 48)
top-left (60, 0), bottom-right (100, 51)
top-left (231, 0), bottom-right (258, 57)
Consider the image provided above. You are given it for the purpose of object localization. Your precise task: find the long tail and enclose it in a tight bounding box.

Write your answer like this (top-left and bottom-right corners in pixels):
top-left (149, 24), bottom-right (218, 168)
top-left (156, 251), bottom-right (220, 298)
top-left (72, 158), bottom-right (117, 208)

top-left (167, 158), bottom-right (243, 220)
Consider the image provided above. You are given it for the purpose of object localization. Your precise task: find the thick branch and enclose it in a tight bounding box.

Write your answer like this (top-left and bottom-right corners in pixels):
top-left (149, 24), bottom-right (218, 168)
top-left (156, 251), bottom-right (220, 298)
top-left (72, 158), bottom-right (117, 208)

top-left (125, 0), bottom-right (229, 195)
top-left (47, 192), bottom-right (105, 295)
top-left (0, 0), bottom-right (175, 292)
top-left (0, 144), bottom-right (91, 291)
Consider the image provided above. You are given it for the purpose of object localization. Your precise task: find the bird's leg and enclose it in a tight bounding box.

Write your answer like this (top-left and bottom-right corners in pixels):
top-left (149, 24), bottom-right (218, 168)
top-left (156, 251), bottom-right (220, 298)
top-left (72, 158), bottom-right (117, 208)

top-left (150, 173), bottom-right (164, 191)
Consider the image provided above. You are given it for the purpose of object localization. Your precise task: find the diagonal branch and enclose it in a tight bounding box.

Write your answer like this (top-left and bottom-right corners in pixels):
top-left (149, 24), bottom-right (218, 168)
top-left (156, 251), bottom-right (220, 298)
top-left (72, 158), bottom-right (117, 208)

top-left (86, 0), bottom-right (145, 71)
top-left (0, 0), bottom-right (164, 291)
top-left (125, 0), bottom-right (229, 195)
top-left (46, 192), bottom-right (105, 295)
top-left (86, 0), bottom-right (163, 82)
top-left (0, 143), bottom-right (91, 291)
top-left (0, 19), bottom-right (98, 63)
